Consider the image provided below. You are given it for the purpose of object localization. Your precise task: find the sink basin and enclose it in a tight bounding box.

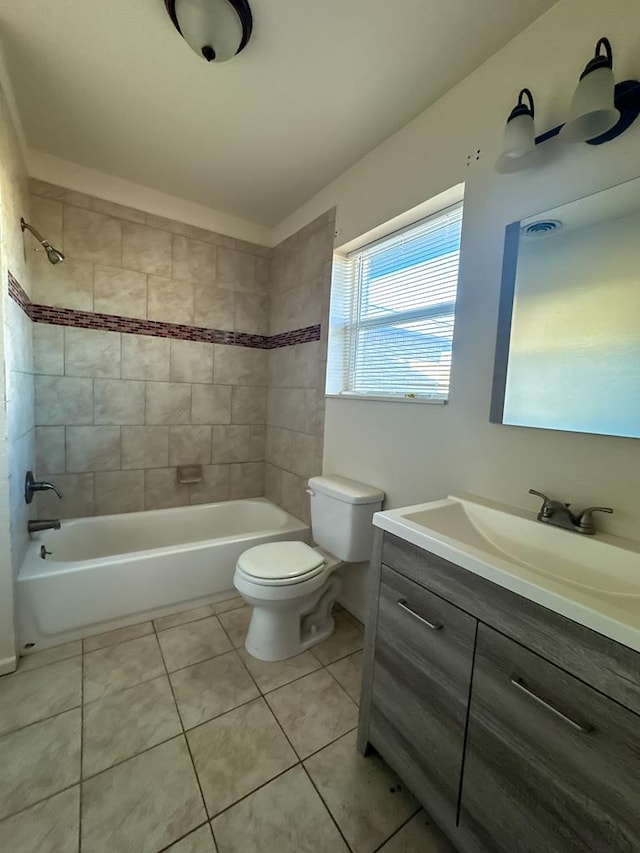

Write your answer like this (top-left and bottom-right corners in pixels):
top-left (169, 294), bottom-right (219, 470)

top-left (373, 494), bottom-right (640, 652)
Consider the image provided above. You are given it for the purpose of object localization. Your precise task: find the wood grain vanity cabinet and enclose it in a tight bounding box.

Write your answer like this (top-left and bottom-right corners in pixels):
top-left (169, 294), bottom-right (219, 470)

top-left (358, 531), bottom-right (640, 853)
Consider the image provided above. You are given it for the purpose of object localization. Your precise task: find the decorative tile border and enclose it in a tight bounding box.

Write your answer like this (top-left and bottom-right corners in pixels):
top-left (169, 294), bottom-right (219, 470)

top-left (8, 271), bottom-right (320, 350)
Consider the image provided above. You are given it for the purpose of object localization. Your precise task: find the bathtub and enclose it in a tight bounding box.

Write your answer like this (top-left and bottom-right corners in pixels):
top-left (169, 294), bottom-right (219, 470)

top-left (16, 498), bottom-right (309, 653)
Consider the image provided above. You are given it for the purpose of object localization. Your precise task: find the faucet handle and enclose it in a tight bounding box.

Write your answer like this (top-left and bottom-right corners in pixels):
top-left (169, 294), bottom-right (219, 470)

top-left (528, 488), bottom-right (554, 517)
top-left (529, 488), bottom-right (552, 503)
top-left (576, 506), bottom-right (613, 534)
top-left (24, 471), bottom-right (64, 504)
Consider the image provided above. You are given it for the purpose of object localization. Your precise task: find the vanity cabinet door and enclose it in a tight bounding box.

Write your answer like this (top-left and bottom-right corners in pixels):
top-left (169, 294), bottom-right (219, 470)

top-left (369, 565), bottom-right (477, 833)
top-left (458, 624), bottom-right (640, 853)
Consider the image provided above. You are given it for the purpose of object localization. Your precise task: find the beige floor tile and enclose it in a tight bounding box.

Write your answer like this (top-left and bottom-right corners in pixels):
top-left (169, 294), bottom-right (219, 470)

top-left (266, 669), bottom-right (358, 759)
top-left (171, 651), bottom-right (259, 729)
top-left (211, 765), bottom-right (348, 853)
top-left (0, 657), bottom-right (81, 736)
top-left (217, 607), bottom-right (252, 648)
top-left (83, 676), bottom-right (182, 777)
top-left (188, 698), bottom-right (297, 816)
top-left (304, 730), bottom-right (418, 853)
top-left (377, 811), bottom-right (455, 852)
top-left (17, 641), bottom-right (81, 673)
top-left (0, 708), bottom-right (81, 821)
top-left (158, 616), bottom-right (232, 672)
top-left (166, 824), bottom-right (217, 852)
top-left (81, 737), bottom-right (206, 853)
top-left (312, 612), bottom-right (364, 665)
top-left (154, 605), bottom-right (215, 633)
top-left (83, 620), bottom-right (154, 652)
top-left (210, 596), bottom-right (245, 615)
top-left (327, 650), bottom-right (364, 704)
top-left (83, 635), bottom-right (165, 703)
top-left (238, 648), bottom-right (321, 694)
top-left (0, 786), bottom-right (79, 853)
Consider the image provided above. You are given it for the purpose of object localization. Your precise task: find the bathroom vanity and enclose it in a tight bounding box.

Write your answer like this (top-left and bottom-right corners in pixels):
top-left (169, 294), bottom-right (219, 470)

top-left (358, 496), bottom-right (640, 852)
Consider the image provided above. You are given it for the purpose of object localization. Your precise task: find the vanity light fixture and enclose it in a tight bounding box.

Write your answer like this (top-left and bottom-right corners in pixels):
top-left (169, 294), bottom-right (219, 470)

top-left (495, 36), bottom-right (640, 173)
top-left (164, 0), bottom-right (253, 63)
top-left (561, 37), bottom-right (619, 143)
top-left (495, 88), bottom-right (538, 174)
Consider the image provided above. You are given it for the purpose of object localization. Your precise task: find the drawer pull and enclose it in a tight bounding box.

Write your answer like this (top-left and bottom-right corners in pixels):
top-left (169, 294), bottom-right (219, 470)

top-left (510, 678), bottom-right (592, 734)
top-left (397, 599), bottom-right (442, 631)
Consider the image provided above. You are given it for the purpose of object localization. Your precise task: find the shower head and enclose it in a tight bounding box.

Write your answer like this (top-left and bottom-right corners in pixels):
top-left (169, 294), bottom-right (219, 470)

top-left (20, 217), bottom-right (65, 265)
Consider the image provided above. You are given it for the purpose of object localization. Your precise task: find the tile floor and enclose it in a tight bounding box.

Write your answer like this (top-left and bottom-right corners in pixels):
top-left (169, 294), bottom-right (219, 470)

top-left (0, 598), bottom-right (453, 853)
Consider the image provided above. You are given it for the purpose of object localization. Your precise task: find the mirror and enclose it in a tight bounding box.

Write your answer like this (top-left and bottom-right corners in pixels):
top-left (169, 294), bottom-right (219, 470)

top-left (491, 177), bottom-right (640, 439)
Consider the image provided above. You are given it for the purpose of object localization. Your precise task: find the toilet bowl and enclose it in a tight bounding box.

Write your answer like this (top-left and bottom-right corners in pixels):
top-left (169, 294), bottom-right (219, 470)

top-left (233, 475), bottom-right (384, 661)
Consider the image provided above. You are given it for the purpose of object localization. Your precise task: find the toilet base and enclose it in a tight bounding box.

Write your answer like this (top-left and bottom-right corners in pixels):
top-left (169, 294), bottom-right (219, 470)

top-left (243, 574), bottom-right (342, 662)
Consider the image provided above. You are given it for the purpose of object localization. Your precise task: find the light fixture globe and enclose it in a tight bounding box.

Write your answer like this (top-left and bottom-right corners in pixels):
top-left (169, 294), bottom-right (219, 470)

top-left (165, 0), bottom-right (253, 63)
top-left (561, 37), bottom-right (619, 143)
top-left (495, 88), bottom-right (538, 173)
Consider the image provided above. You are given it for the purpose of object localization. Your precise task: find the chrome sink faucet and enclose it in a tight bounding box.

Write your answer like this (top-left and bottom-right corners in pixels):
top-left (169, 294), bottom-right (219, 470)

top-left (529, 489), bottom-right (613, 535)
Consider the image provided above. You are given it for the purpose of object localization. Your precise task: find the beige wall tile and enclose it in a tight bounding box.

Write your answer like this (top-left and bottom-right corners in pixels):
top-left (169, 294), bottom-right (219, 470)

top-left (30, 252), bottom-right (94, 311)
top-left (216, 247), bottom-right (255, 290)
top-left (94, 379), bottom-right (145, 425)
top-left (64, 327), bottom-right (121, 378)
top-left (169, 426), bottom-right (212, 466)
top-left (35, 426), bottom-right (66, 475)
top-left (189, 465), bottom-right (230, 505)
top-left (300, 228), bottom-right (334, 284)
top-left (266, 388), bottom-right (307, 432)
top-left (191, 384), bottom-right (231, 425)
top-left (193, 285), bottom-right (235, 329)
top-left (121, 334), bottom-right (170, 381)
top-left (122, 222), bottom-right (172, 276)
top-left (35, 375), bottom-right (93, 425)
top-left (231, 386), bottom-right (267, 425)
top-left (66, 426), bottom-right (121, 473)
top-left (30, 196), bottom-right (63, 246)
top-left (255, 256), bottom-right (271, 288)
top-left (170, 340), bottom-right (213, 384)
top-left (91, 198), bottom-right (146, 224)
top-left (145, 468), bottom-right (190, 510)
top-left (36, 472), bottom-right (94, 518)
top-left (122, 426), bottom-right (169, 469)
top-left (289, 432), bottom-right (321, 479)
top-left (172, 236), bottom-right (217, 285)
top-left (235, 293), bottom-right (269, 335)
top-left (145, 382), bottom-right (191, 425)
top-left (94, 265), bottom-right (147, 319)
top-left (265, 427), bottom-right (292, 470)
top-left (229, 462), bottom-right (264, 499)
top-left (264, 463), bottom-right (283, 505)
top-left (147, 276), bottom-right (194, 325)
top-left (33, 324), bottom-right (64, 375)
top-left (280, 471), bottom-right (310, 523)
top-left (63, 205), bottom-right (122, 265)
top-left (212, 425), bottom-right (264, 464)
top-left (95, 471), bottom-right (145, 515)
top-left (214, 345), bottom-right (266, 386)
top-left (30, 180), bottom-right (91, 209)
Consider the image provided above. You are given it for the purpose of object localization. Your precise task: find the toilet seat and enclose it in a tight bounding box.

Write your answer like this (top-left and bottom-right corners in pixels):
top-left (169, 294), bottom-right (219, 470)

top-left (236, 541), bottom-right (327, 586)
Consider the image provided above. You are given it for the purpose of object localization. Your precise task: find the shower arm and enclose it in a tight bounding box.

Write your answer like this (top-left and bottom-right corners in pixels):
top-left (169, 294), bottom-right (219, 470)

top-left (21, 217), bottom-right (50, 248)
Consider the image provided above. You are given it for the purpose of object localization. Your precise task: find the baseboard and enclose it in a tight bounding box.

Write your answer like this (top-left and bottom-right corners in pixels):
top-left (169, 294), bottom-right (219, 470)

top-left (0, 655), bottom-right (17, 676)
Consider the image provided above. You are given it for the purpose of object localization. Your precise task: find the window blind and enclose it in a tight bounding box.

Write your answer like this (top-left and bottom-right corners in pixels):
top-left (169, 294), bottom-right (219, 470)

top-left (326, 201), bottom-right (463, 401)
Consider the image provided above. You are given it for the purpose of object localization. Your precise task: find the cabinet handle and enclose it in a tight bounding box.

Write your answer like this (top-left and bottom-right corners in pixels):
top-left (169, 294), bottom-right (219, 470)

top-left (510, 678), bottom-right (592, 734)
top-left (397, 599), bottom-right (442, 631)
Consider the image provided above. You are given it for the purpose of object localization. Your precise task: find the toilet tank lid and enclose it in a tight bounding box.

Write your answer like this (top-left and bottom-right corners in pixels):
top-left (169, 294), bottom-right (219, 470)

top-left (308, 475), bottom-right (385, 505)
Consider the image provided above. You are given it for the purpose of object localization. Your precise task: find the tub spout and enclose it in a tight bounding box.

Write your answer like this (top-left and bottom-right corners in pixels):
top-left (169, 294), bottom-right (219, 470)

top-left (28, 519), bottom-right (61, 534)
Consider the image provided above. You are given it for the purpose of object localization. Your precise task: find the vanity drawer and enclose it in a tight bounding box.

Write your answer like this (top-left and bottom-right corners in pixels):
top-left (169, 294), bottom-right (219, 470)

top-left (369, 565), bottom-right (477, 832)
top-left (381, 533), bottom-right (640, 716)
top-left (458, 624), bottom-right (640, 852)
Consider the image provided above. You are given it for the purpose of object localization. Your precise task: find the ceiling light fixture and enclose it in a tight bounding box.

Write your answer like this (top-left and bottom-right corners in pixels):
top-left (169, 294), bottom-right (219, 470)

top-left (495, 36), bottom-right (640, 173)
top-left (164, 0), bottom-right (253, 63)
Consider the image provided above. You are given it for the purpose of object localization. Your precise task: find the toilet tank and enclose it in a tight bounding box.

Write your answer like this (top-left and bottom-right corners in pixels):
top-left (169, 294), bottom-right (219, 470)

top-left (308, 475), bottom-right (384, 562)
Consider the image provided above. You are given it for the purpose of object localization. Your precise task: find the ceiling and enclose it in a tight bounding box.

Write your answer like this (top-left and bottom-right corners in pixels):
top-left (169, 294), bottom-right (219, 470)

top-left (0, 0), bottom-right (557, 226)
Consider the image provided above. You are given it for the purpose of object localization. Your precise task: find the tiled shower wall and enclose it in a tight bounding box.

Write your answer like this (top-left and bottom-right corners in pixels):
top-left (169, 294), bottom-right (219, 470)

top-left (265, 211), bottom-right (335, 524)
top-left (30, 180), bottom-right (271, 517)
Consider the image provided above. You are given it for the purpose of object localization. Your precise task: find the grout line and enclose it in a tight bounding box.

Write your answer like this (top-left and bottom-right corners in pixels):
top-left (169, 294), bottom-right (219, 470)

top-left (370, 806), bottom-right (423, 853)
top-left (301, 763), bottom-right (355, 852)
top-left (78, 641), bottom-right (85, 849)
top-left (0, 702), bottom-right (82, 740)
top-left (0, 780), bottom-right (81, 826)
top-left (155, 819), bottom-right (213, 853)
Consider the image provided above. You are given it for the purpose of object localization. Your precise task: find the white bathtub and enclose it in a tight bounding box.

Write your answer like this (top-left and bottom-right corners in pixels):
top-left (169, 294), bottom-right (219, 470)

top-left (16, 499), bottom-right (309, 652)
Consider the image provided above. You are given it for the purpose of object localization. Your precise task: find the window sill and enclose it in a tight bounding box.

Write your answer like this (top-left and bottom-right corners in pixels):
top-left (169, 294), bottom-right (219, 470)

top-left (325, 394), bottom-right (447, 406)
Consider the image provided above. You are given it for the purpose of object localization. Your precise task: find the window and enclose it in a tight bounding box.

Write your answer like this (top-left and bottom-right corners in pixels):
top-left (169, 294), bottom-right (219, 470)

top-left (326, 201), bottom-right (463, 403)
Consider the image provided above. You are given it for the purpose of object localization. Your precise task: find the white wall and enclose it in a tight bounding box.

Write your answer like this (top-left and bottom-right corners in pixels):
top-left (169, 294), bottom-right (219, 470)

top-left (272, 0), bottom-right (640, 619)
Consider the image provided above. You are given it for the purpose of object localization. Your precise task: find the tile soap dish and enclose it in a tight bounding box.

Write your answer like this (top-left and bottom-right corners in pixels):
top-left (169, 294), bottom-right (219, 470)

top-left (177, 465), bottom-right (203, 484)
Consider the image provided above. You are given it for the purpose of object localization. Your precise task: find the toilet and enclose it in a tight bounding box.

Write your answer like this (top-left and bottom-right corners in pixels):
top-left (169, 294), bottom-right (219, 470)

top-left (234, 475), bottom-right (384, 661)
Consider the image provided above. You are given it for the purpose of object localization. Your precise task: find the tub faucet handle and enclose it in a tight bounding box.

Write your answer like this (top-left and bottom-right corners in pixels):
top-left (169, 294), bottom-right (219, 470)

top-left (25, 471), bottom-right (63, 504)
